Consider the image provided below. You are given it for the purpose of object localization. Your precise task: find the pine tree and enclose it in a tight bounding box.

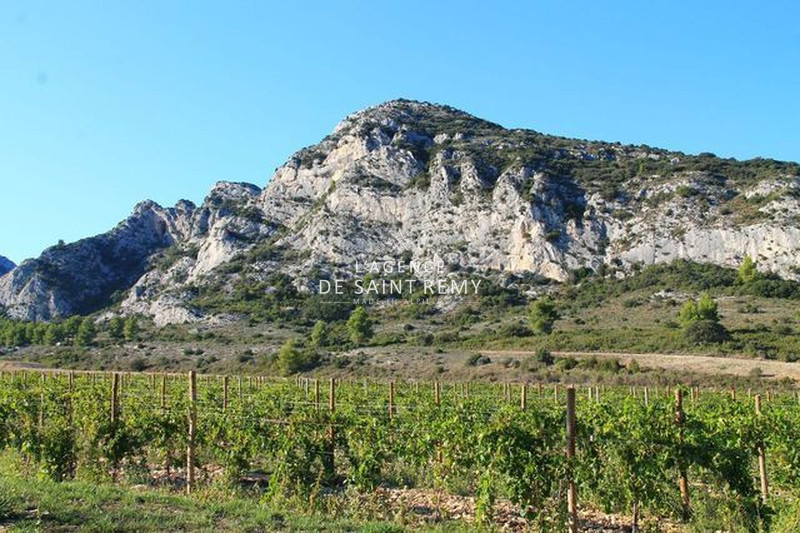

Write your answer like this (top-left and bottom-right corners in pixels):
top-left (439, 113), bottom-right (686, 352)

top-left (738, 254), bottom-right (758, 283)
top-left (74, 317), bottom-right (96, 346)
top-left (123, 316), bottom-right (139, 341)
top-left (696, 292), bottom-right (720, 322)
top-left (310, 320), bottom-right (328, 348)
top-left (529, 297), bottom-right (559, 334)
top-left (678, 300), bottom-right (699, 326)
top-left (347, 306), bottom-right (373, 345)
top-left (44, 323), bottom-right (63, 346)
top-left (108, 316), bottom-right (124, 339)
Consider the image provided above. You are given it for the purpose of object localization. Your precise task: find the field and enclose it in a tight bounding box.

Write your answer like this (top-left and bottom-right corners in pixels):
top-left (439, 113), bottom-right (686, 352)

top-left (2, 369), bottom-right (800, 531)
top-left (2, 261), bottom-right (800, 530)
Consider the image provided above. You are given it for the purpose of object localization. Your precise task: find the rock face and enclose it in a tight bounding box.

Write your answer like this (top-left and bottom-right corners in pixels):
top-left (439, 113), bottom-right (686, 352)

top-left (1, 99), bottom-right (799, 323)
top-left (0, 201), bottom-right (195, 321)
top-left (0, 256), bottom-right (14, 276)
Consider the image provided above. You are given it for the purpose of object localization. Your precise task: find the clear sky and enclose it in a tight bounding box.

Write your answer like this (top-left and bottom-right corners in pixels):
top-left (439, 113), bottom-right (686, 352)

top-left (1, 1), bottom-right (798, 264)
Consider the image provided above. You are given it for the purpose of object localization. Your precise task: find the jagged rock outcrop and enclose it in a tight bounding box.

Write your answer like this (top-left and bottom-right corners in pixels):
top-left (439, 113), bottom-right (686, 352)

top-left (0, 256), bottom-right (14, 276)
top-left (0, 201), bottom-right (194, 321)
top-left (1, 99), bottom-right (798, 323)
top-left (120, 181), bottom-right (272, 326)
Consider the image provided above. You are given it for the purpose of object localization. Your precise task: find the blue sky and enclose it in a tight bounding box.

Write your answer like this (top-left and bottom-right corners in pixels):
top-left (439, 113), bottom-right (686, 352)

top-left (1, 1), bottom-right (798, 264)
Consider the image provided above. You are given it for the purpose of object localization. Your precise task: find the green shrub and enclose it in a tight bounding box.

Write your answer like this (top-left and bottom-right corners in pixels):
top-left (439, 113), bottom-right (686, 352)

top-left (497, 322), bottom-right (532, 338)
top-left (302, 294), bottom-right (354, 322)
top-left (555, 356), bottom-right (578, 371)
top-left (310, 320), bottom-right (328, 348)
top-left (679, 293), bottom-right (719, 325)
top-left (737, 254), bottom-right (759, 284)
top-left (346, 306), bottom-right (374, 345)
top-left (536, 349), bottom-right (554, 366)
top-left (684, 320), bottom-right (729, 344)
top-left (129, 357), bottom-right (148, 372)
top-left (465, 353), bottom-right (491, 366)
top-left (529, 297), bottom-right (559, 334)
top-left (277, 339), bottom-right (320, 375)
top-left (123, 316), bottom-right (139, 341)
top-left (73, 317), bottom-right (96, 347)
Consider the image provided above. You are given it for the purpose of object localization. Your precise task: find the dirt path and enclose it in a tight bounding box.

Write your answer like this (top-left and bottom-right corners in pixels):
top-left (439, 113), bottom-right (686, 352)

top-left (484, 350), bottom-right (800, 381)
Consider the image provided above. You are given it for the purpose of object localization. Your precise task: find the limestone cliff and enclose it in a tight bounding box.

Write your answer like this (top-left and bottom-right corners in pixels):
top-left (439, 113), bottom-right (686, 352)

top-left (2, 99), bottom-right (798, 323)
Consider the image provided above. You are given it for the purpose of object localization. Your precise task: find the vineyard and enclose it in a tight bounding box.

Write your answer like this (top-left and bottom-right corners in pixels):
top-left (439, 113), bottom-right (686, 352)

top-left (1, 370), bottom-right (800, 531)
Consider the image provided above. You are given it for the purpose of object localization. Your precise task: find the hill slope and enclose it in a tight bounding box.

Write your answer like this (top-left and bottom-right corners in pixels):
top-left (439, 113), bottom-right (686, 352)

top-left (1, 99), bottom-right (798, 323)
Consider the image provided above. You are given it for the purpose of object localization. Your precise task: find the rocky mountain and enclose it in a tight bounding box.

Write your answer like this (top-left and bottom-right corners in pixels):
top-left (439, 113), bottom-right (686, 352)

top-left (0, 256), bottom-right (14, 276)
top-left (1, 99), bottom-right (798, 324)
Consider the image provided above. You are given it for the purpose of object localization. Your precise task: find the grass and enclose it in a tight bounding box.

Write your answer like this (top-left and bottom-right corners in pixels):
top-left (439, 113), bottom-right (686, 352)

top-left (0, 452), bottom-right (476, 532)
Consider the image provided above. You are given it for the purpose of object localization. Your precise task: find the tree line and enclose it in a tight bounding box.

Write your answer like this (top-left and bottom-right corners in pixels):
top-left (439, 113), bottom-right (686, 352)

top-left (0, 315), bottom-right (140, 348)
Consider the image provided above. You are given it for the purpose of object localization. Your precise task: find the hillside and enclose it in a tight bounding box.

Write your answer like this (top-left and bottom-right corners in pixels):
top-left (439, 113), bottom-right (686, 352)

top-left (1, 99), bottom-right (798, 324)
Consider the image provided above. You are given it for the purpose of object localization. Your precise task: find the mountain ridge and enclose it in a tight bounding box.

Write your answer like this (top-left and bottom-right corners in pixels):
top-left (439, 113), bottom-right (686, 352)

top-left (1, 99), bottom-right (798, 323)
top-left (0, 256), bottom-right (14, 276)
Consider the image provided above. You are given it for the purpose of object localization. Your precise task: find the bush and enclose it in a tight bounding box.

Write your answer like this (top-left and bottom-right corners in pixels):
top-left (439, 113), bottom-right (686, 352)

top-left (433, 330), bottom-right (460, 344)
top-left (738, 303), bottom-right (761, 314)
top-left (555, 357), bottom-right (578, 371)
top-left (310, 320), bottom-right (328, 348)
top-left (414, 332), bottom-right (435, 346)
top-left (302, 294), bottom-right (354, 322)
top-left (465, 353), bottom-right (491, 366)
top-left (578, 356), bottom-right (622, 373)
top-left (108, 316), bottom-right (124, 339)
top-left (684, 320), bottom-right (729, 344)
top-left (277, 339), bottom-right (320, 375)
top-left (679, 293), bottom-right (719, 325)
top-left (123, 316), bottom-right (139, 341)
top-left (529, 297), bottom-right (559, 334)
top-left (347, 306), bottom-right (374, 345)
top-left (497, 322), bottom-right (532, 338)
top-left (737, 254), bottom-right (758, 284)
top-left (129, 357), bottom-right (148, 372)
top-left (536, 349), bottom-right (554, 366)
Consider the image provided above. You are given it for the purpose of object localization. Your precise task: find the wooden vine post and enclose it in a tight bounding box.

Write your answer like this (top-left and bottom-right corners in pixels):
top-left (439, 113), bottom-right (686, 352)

top-left (187, 370), bottom-right (197, 495)
top-left (520, 382), bottom-right (527, 410)
top-left (675, 388), bottom-right (690, 520)
top-left (566, 386), bottom-right (578, 533)
top-left (388, 381), bottom-right (395, 420)
top-left (160, 374), bottom-right (167, 409)
top-left (325, 378), bottom-right (336, 481)
top-left (110, 373), bottom-right (120, 423)
top-left (38, 372), bottom-right (45, 429)
top-left (110, 372), bottom-right (120, 482)
top-left (314, 379), bottom-right (321, 411)
top-left (755, 395), bottom-right (769, 503)
top-left (434, 381), bottom-right (442, 463)
top-left (223, 375), bottom-right (229, 411)
top-left (67, 371), bottom-right (75, 426)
